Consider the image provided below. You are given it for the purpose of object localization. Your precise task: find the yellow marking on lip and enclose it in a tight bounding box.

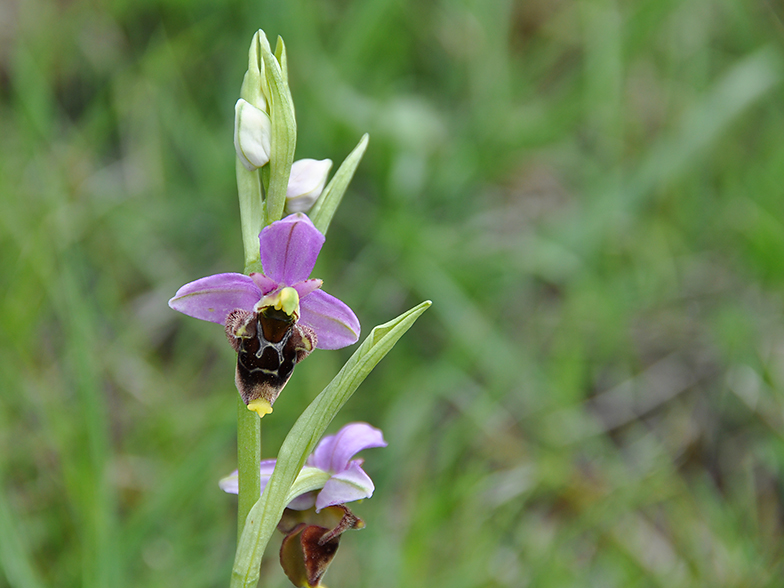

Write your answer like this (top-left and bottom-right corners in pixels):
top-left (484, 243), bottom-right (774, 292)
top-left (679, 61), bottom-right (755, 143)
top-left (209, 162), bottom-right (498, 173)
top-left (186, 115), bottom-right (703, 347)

top-left (247, 398), bottom-right (273, 418)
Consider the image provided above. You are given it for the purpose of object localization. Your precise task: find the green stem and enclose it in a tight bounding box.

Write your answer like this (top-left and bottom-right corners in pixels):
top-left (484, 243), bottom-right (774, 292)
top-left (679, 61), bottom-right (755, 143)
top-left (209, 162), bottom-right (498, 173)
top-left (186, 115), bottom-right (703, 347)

top-left (236, 396), bottom-right (261, 543)
top-left (236, 160), bottom-right (265, 271)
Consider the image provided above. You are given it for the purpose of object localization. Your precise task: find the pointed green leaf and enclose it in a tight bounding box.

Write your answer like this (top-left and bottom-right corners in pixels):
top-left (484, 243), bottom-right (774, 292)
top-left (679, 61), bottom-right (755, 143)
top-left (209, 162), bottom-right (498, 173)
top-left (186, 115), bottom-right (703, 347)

top-left (274, 36), bottom-right (289, 89)
top-left (310, 134), bottom-right (369, 235)
top-left (241, 30), bottom-right (268, 111)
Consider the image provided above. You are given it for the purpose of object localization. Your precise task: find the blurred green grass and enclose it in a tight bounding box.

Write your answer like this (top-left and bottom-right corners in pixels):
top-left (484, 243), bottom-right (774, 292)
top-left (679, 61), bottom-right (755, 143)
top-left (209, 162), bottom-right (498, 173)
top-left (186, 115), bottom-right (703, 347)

top-left (3, 0), bottom-right (784, 586)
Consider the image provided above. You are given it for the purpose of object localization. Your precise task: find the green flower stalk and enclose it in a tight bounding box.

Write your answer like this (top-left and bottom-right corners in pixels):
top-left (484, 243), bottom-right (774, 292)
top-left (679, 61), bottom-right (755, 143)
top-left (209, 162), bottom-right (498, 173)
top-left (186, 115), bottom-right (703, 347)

top-left (234, 29), bottom-right (292, 538)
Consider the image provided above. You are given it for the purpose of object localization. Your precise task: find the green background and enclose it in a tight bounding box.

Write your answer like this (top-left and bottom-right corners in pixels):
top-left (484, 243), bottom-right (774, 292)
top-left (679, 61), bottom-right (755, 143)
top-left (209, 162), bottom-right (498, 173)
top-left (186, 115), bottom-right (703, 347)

top-left (2, 0), bottom-right (784, 586)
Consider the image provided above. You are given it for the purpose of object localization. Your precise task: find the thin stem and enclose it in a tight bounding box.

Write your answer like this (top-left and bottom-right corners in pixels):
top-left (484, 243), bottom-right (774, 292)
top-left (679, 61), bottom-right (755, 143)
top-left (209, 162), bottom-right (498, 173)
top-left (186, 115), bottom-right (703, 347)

top-left (236, 395), bottom-right (261, 543)
top-left (236, 160), bottom-right (265, 271)
top-left (235, 149), bottom-right (269, 546)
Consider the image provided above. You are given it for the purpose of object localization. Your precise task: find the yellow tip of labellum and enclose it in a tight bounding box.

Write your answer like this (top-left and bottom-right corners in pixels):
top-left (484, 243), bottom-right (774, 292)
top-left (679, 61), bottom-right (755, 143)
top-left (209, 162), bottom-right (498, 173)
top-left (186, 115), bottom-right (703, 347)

top-left (247, 398), bottom-right (273, 418)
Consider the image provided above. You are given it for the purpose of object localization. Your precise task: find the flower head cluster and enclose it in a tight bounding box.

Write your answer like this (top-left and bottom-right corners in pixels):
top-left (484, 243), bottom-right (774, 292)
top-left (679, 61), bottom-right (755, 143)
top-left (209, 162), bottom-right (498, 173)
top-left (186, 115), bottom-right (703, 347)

top-left (220, 422), bottom-right (386, 511)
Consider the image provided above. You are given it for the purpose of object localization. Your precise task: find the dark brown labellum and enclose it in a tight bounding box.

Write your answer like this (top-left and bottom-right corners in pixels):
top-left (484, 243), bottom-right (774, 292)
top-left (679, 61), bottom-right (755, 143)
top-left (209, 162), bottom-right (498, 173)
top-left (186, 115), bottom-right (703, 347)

top-left (280, 523), bottom-right (338, 588)
top-left (225, 307), bottom-right (316, 407)
top-left (278, 506), bottom-right (364, 588)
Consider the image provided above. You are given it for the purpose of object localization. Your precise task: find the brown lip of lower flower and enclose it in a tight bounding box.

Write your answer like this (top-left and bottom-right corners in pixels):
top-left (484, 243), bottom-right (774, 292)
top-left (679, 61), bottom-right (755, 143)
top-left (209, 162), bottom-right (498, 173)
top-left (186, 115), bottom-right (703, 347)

top-left (278, 505), bottom-right (364, 588)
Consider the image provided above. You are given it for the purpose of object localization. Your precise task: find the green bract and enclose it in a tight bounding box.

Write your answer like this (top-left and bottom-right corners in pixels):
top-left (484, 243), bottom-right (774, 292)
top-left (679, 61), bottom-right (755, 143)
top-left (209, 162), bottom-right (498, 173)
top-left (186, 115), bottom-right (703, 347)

top-left (310, 134), bottom-right (369, 236)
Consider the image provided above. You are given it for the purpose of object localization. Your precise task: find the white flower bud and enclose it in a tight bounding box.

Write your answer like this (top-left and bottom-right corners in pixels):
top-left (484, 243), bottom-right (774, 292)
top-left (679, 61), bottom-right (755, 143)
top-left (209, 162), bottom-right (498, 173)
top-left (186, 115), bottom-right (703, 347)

top-left (286, 158), bottom-right (333, 213)
top-left (234, 98), bottom-right (272, 170)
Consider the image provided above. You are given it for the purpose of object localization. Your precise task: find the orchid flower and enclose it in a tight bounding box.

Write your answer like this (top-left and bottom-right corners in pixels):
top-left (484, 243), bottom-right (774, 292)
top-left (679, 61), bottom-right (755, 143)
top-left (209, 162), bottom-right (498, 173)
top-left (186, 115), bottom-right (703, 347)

top-left (220, 422), bottom-right (387, 512)
top-left (168, 213), bottom-right (360, 415)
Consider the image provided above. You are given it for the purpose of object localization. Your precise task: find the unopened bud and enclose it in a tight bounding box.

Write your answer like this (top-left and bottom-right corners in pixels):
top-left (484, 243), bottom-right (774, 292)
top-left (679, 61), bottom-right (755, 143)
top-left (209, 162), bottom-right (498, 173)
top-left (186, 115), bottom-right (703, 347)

top-left (286, 159), bottom-right (332, 213)
top-left (234, 98), bottom-right (272, 170)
